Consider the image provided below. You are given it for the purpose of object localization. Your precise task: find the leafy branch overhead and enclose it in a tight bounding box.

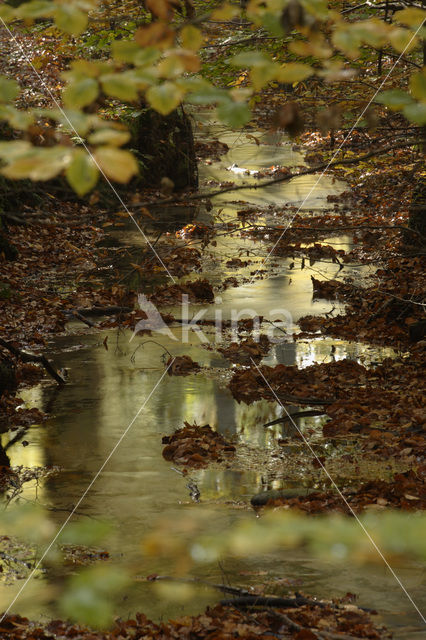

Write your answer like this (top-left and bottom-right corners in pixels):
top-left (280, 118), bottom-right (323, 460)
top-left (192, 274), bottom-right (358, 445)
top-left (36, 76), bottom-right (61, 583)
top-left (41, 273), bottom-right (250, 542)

top-left (0, 0), bottom-right (424, 194)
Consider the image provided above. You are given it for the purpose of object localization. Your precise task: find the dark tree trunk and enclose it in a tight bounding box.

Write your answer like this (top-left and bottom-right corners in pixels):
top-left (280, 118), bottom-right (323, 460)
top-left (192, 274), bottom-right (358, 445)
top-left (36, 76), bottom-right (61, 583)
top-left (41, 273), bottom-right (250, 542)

top-left (128, 106), bottom-right (198, 190)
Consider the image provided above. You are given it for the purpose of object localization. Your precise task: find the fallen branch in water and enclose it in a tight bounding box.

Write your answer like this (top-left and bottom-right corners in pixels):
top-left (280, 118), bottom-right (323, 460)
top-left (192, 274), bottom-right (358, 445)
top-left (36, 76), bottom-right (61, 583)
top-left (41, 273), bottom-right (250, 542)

top-left (0, 338), bottom-right (66, 385)
top-left (145, 575), bottom-right (253, 597)
top-left (70, 310), bottom-right (97, 327)
top-left (73, 305), bottom-right (133, 316)
top-left (221, 595), bottom-right (329, 609)
top-left (271, 392), bottom-right (335, 406)
top-left (264, 409), bottom-right (326, 427)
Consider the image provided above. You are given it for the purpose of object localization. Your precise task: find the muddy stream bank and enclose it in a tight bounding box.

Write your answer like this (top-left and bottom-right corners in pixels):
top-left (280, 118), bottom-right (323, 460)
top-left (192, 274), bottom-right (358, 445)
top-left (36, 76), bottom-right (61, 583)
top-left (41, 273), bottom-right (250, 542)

top-left (1, 115), bottom-right (424, 637)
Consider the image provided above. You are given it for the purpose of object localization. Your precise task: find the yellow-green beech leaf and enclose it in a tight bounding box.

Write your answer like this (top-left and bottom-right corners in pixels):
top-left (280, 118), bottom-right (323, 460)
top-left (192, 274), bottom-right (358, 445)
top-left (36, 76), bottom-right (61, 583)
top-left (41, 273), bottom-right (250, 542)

top-left (403, 102), bottom-right (426, 125)
top-left (112, 41), bottom-right (161, 66)
top-left (0, 140), bottom-right (32, 160)
top-left (217, 101), bottom-right (251, 128)
top-left (157, 55), bottom-right (185, 79)
top-left (231, 51), bottom-right (271, 67)
top-left (332, 25), bottom-right (362, 58)
top-left (181, 25), bottom-right (203, 51)
top-left (1, 146), bottom-right (72, 181)
top-left (0, 76), bottom-right (20, 103)
top-left (389, 28), bottom-right (418, 53)
top-left (71, 59), bottom-right (110, 78)
top-left (100, 73), bottom-right (139, 101)
top-left (351, 19), bottom-right (389, 48)
top-left (63, 77), bottom-right (99, 109)
top-left (146, 82), bottom-right (184, 115)
top-left (88, 129), bottom-right (130, 147)
top-left (111, 40), bottom-right (141, 63)
top-left (376, 89), bottom-right (414, 110)
top-left (0, 5), bottom-right (15, 21)
top-left (0, 105), bottom-right (34, 130)
top-left (396, 8), bottom-right (426, 28)
top-left (410, 71), bottom-right (426, 102)
top-left (93, 147), bottom-right (138, 183)
top-left (131, 68), bottom-right (158, 88)
top-left (174, 51), bottom-right (201, 73)
top-left (289, 38), bottom-right (332, 59)
top-left (277, 63), bottom-right (313, 84)
top-left (250, 63), bottom-right (280, 91)
top-left (50, 109), bottom-right (93, 136)
top-left (54, 6), bottom-right (88, 35)
top-left (15, 1), bottom-right (55, 19)
top-left (66, 149), bottom-right (99, 195)
top-left (211, 2), bottom-right (239, 20)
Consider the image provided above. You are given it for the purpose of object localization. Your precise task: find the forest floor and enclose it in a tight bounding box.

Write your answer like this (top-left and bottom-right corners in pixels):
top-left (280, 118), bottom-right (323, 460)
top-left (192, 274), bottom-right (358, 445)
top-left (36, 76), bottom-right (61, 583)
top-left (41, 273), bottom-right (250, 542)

top-left (0, 2), bottom-right (425, 639)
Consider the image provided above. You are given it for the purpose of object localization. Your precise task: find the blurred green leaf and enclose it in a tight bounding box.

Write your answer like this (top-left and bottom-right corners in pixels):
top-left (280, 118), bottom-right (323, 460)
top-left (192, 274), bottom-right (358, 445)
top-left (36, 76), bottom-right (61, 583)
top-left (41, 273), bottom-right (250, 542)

top-left (65, 149), bottom-right (99, 195)
top-left (217, 100), bottom-right (251, 128)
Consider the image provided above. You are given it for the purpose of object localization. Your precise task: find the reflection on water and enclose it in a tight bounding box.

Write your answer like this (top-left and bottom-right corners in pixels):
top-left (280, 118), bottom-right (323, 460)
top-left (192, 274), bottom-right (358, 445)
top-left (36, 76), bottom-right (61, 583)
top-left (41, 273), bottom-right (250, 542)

top-left (196, 116), bottom-right (343, 209)
top-left (2, 330), bottom-right (423, 635)
top-left (0, 121), bottom-right (424, 638)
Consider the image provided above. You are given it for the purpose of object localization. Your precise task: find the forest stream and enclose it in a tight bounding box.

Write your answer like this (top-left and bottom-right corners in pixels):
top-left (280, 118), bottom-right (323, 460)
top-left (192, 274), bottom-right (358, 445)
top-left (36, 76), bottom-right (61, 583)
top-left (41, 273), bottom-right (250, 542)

top-left (1, 115), bottom-right (424, 638)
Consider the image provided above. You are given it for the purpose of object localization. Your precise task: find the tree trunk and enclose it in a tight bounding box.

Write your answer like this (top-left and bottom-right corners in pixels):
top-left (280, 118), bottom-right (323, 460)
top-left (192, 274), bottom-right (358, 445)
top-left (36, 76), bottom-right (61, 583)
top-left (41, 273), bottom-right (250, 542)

top-left (127, 106), bottom-right (198, 191)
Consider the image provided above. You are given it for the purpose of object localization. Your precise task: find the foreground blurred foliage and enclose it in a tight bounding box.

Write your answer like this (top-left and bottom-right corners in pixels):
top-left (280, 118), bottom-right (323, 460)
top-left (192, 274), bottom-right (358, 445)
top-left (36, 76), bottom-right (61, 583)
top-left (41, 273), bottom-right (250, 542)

top-left (0, 0), bottom-right (424, 194)
top-left (142, 507), bottom-right (426, 570)
top-left (2, 503), bottom-right (426, 626)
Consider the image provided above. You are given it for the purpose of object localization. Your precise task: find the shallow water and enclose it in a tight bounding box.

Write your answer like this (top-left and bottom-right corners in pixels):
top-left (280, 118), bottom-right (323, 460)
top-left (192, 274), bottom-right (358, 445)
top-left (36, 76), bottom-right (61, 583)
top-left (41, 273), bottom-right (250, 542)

top-left (1, 122), bottom-right (425, 636)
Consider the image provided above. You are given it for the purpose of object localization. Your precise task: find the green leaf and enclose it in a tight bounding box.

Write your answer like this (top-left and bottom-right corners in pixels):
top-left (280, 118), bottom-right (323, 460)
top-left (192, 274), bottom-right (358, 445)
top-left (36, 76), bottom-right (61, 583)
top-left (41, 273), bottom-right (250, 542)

top-left (0, 5), bottom-right (15, 22)
top-left (376, 89), bottom-right (414, 110)
top-left (182, 78), bottom-right (229, 105)
top-left (146, 82), bottom-right (184, 115)
top-left (217, 101), bottom-right (251, 128)
top-left (250, 62), bottom-right (280, 91)
top-left (70, 59), bottom-right (110, 78)
top-left (0, 105), bottom-right (34, 130)
top-left (261, 13), bottom-right (285, 37)
top-left (52, 110), bottom-right (93, 136)
top-left (0, 76), bottom-right (20, 103)
top-left (1, 146), bottom-right (72, 181)
top-left (181, 25), bottom-right (203, 51)
top-left (112, 40), bottom-right (139, 63)
top-left (66, 149), bottom-right (99, 196)
top-left (88, 128), bottom-right (130, 146)
top-left (410, 71), bottom-right (426, 102)
top-left (277, 63), bottom-right (313, 84)
top-left (93, 147), bottom-right (139, 183)
top-left (389, 27), bottom-right (418, 53)
top-left (332, 25), bottom-right (362, 58)
top-left (15, 0), bottom-right (55, 19)
top-left (54, 6), bottom-right (88, 35)
top-left (303, 0), bottom-right (329, 20)
top-left (396, 8), bottom-right (426, 28)
top-left (231, 51), bottom-right (271, 67)
top-left (0, 140), bottom-right (32, 160)
top-left (133, 48), bottom-right (161, 68)
top-left (58, 518), bottom-right (112, 546)
top-left (100, 73), bottom-right (139, 101)
top-left (403, 102), bottom-right (426, 125)
top-left (63, 77), bottom-right (99, 109)
top-left (60, 565), bottom-right (129, 628)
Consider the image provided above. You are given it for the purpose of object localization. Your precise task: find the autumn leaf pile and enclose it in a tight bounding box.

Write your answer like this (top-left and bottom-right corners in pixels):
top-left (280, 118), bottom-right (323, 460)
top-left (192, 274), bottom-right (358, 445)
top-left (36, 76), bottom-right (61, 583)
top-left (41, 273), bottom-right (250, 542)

top-left (0, 599), bottom-right (389, 640)
top-left (162, 422), bottom-right (235, 469)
